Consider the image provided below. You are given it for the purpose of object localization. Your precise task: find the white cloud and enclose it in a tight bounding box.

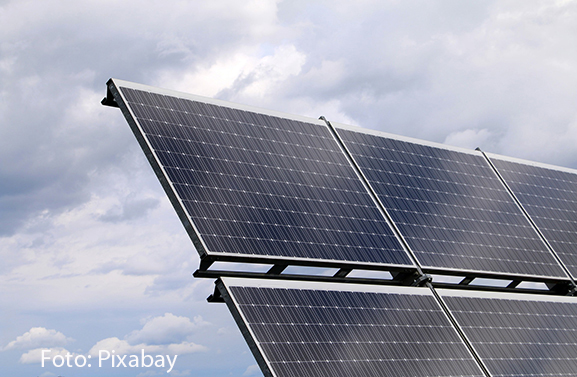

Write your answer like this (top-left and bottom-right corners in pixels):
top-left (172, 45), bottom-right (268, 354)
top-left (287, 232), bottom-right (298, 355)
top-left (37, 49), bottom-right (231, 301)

top-left (88, 338), bottom-right (206, 357)
top-left (166, 342), bottom-right (208, 355)
top-left (127, 313), bottom-right (209, 345)
top-left (243, 364), bottom-right (262, 376)
top-left (39, 372), bottom-right (57, 377)
top-left (137, 371), bottom-right (162, 377)
top-left (88, 313), bottom-right (208, 358)
top-left (135, 369), bottom-right (192, 377)
top-left (137, 371), bottom-right (163, 377)
top-left (88, 337), bottom-right (158, 356)
top-left (229, 44), bottom-right (307, 100)
top-left (443, 129), bottom-right (494, 150)
top-left (3, 327), bottom-right (73, 351)
top-left (169, 370), bottom-right (192, 376)
top-left (158, 44), bottom-right (307, 105)
top-left (19, 347), bottom-right (74, 364)
top-left (157, 51), bottom-right (260, 98)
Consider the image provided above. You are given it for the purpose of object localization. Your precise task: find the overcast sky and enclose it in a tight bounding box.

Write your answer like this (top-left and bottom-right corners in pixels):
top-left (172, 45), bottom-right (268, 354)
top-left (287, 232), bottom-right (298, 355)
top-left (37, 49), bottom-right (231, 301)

top-left (2, 1), bottom-right (577, 376)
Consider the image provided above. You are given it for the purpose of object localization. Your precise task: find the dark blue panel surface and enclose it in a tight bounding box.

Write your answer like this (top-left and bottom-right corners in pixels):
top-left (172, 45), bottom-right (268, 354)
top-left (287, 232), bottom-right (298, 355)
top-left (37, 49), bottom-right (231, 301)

top-left (491, 157), bottom-right (577, 279)
top-left (441, 290), bottom-right (577, 377)
top-left (336, 126), bottom-right (565, 278)
top-left (223, 279), bottom-right (485, 377)
top-left (116, 84), bottom-right (412, 267)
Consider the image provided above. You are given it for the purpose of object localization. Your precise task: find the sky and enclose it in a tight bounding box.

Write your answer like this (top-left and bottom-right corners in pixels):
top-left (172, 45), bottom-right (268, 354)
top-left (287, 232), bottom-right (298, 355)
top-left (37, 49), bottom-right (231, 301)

top-left (1, 0), bottom-right (577, 376)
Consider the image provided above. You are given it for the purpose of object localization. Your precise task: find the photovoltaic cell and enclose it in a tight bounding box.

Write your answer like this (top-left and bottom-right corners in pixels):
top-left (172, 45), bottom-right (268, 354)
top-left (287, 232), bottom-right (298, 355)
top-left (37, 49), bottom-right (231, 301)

top-left (220, 278), bottom-right (485, 377)
top-left (440, 289), bottom-right (577, 377)
top-left (334, 124), bottom-right (566, 279)
top-left (109, 80), bottom-right (412, 267)
top-left (490, 155), bottom-right (577, 279)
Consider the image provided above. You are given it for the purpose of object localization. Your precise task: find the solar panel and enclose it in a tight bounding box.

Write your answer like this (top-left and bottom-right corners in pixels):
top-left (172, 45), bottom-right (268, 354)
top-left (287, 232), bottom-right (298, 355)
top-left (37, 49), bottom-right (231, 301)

top-left (489, 154), bottom-right (577, 280)
top-left (439, 289), bottom-right (577, 377)
top-left (334, 124), bottom-right (567, 279)
top-left (219, 277), bottom-right (486, 377)
top-left (107, 79), bottom-right (413, 269)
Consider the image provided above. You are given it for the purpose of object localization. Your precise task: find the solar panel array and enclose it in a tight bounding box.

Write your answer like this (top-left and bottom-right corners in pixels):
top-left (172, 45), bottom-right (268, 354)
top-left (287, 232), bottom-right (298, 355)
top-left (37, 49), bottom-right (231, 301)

top-left (106, 79), bottom-right (577, 377)
top-left (220, 278), bottom-right (485, 377)
top-left (490, 155), bottom-right (577, 280)
top-left (440, 289), bottom-right (577, 377)
top-left (334, 124), bottom-right (566, 279)
top-left (113, 81), bottom-right (412, 268)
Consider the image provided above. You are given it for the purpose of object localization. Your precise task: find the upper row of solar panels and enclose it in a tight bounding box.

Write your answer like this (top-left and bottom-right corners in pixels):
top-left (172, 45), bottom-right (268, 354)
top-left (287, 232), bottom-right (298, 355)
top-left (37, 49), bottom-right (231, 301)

top-left (107, 79), bottom-right (577, 283)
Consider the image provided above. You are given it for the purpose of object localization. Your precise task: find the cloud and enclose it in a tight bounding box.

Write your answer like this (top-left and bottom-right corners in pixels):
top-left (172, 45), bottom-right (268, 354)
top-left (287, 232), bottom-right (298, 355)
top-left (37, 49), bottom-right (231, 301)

top-left (127, 313), bottom-right (209, 345)
top-left (169, 370), bottom-right (191, 376)
top-left (137, 371), bottom-right (163, 377)
top-left (88, 337), bottom-right (155, 356)
top-left (243, 364), bottom-right (262, 376)
top-left (0, 0), bottom-right (285, 238)
top-left (158, 43), bottom-right (307, 108)
top-left (443, 128), bottom-right (494, 150)
top-left (88, 338), bottom-right (206, 357)
top-left (19, 347), bottom-right (74, 364)
top-left (3, 327), bottom-right (73, 351)
top-left (98, 195), bottom-right (160, 223)
top-left (136, 370), bottom-right (192, 377)
top-left (38, 372), bottom-right (57, 377)
top-left (166, 342), bottom-right (208, 355)
top-left (221, 44), bottom-right (307, 100)
top-left (88, 313), bottom-right (208, 358)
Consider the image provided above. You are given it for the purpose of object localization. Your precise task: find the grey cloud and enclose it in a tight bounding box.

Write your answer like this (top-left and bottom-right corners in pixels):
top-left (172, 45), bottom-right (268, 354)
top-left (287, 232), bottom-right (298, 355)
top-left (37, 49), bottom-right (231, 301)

top-left (0, 81), bottom-right (129, 235)
top-left (221, 1), bottom-right (577, 170)
top-left (0, 0), bottom-right (282, 237)
top-left (99, 196), bottom-right (160, 223)
top-left (144, 273), bottom-right (196, 296)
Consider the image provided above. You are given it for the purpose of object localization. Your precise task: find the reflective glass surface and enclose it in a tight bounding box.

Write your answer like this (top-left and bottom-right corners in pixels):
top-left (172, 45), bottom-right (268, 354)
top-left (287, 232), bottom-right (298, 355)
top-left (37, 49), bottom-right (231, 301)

top-left (118, 86), bottom-right (411, 266)
top-left (442, 290), bottom-right (577, 377)
top-left (337, 127), bottom-right (565, 278)
top-left (224, 279), bottom-right (484, 377)
top-left (492, 157), bottom-right (577, 279)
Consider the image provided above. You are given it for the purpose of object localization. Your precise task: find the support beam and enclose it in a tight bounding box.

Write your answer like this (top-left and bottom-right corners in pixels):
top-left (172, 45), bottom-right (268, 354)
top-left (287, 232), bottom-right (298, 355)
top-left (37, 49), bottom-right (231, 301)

top-left (507, 280), bottom-right (521, 289)
top-left (334, 268), bottom-right (352, 278)
top-left (199, 258), bottom-right (215, 271)
top-left (392, 271), bottom-right (419, 286)
top-left (207, 284), bottom-right (225, 303)
top-left (459, 276), bottom-right (475, 285)
top-left (267, 264), bottom-right (287, 275)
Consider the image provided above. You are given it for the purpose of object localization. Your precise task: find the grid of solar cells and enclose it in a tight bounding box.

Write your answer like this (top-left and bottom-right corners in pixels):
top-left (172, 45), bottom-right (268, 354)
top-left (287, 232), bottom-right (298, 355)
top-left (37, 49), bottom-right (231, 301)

top-left (116, 84), bottom-right (412, 266)
top-left (335, 126), bottom-right (566, 278)
top-left (440, 290), bottom-right (577, 377)
top-left (491, 156), bottom-right (577, 279)
top-left (223, 279), bottom-right (485, 377)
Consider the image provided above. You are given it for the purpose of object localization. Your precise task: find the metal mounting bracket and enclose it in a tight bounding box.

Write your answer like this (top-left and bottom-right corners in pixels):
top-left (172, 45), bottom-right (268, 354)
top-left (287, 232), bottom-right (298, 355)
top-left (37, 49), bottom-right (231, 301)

top-left (101, 86), bottom-right (119, 108)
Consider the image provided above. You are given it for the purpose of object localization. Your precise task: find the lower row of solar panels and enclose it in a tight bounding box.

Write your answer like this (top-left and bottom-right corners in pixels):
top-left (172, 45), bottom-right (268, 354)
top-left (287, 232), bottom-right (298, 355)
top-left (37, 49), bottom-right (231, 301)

top-left (220, 277), bottom-right (577, 377)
